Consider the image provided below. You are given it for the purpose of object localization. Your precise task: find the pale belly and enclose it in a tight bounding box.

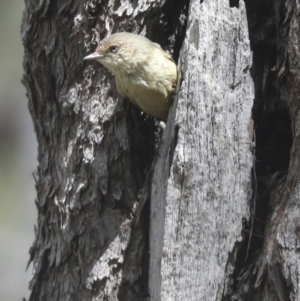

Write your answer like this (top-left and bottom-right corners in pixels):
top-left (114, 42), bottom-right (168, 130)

top-left (115, 75), bottom-right (174, 121)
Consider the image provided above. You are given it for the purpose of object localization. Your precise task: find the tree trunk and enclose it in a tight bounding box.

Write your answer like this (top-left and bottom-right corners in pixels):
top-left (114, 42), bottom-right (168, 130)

top-left (22, 1), bottom-right (187, 300)
top-left (22, 0), bottom-right (300, 300)
top-left (149, 1), bottom-right (254, 300)
top-left (230, 1), bottom-right (300, 300)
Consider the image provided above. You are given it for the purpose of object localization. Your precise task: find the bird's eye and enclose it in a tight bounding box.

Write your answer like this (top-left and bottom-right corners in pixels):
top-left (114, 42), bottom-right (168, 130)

top-left (109, 46), bottom-right (118, 53)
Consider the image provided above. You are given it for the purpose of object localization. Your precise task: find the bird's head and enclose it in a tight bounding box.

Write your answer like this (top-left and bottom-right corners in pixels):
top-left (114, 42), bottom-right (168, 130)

top-left (84, 32), bottom-right (153, 75)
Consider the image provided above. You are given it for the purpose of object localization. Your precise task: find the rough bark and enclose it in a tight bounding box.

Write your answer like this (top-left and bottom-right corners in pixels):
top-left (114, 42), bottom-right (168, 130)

top-left (22, 0), bottom-right (300, 300)
top-left (22, 1), bottom-right (187, 301)
top-left (230, 1), bottom-right (300, 300)
top-left (277, 3), bottom-right (300, 298)
top-left (150, 1), bottom-right (254, 300)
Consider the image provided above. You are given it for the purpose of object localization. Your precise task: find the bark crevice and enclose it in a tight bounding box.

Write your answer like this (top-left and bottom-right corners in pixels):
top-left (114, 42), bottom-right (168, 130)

top-left (226, 1), bottom-right (294, 300)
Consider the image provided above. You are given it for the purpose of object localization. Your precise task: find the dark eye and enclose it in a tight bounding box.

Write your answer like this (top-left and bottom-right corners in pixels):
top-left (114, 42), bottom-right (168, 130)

top-left (109, 46), bottom-right (118, 53)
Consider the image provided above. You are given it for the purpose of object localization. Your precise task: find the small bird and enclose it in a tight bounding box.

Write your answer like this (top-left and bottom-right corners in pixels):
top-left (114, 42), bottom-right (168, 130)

top-left (84, 32), bottom-right (177, 121)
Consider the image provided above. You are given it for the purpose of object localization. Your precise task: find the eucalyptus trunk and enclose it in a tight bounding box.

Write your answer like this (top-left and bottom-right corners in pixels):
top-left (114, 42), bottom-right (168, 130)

top-left (22, 0), bottom-right (299, 301)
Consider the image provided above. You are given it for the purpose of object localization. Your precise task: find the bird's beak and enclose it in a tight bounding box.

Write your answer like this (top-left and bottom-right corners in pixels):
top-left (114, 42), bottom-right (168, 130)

top-left (83, 52), bottom-right (103, 61)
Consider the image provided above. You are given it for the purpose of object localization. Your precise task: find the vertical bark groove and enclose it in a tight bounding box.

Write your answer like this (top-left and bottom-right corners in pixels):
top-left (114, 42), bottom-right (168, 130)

top-left (228, 1), bottom-right (297, 300)
top-left (150, 1), bottom-right (254, 300)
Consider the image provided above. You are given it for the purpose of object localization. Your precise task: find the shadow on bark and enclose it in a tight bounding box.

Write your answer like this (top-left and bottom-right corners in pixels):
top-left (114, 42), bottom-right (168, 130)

top-left (22, 0), bottom-right (189, 300)
top-left (222, 1), bottom-right (294, 300)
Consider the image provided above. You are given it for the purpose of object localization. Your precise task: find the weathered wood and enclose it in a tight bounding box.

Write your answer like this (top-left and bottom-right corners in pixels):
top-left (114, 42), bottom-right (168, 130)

top-left (234, 1), bottom-right (300, 300)
top-left (21, 1), bottom-right (187, 300)
top-left (23, 0), bottom-right (300, 300)
top-left (276, 4), bottom-right (300, 298)
top-left (150, 1), bottom-right (254, 300)
top-left (216, 1), bottom-right (300, 300)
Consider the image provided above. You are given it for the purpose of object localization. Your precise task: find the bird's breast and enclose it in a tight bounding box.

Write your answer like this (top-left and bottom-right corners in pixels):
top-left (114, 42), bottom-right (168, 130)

top-left (115, 73), bottom-right (173, 121)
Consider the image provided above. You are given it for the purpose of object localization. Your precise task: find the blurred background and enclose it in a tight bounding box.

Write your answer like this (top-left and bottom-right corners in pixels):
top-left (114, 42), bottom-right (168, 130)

top-left (0, 0), bottom-right (37, 300)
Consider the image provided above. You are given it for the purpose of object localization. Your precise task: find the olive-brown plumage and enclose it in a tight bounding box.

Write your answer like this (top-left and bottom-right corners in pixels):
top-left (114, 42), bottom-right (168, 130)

top-left (84, 32), bottom-right (177, 121)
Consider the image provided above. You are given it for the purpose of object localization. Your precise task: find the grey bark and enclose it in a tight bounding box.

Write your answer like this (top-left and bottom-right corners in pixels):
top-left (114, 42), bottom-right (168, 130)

top-left (150, 1), bottom-right (254, 300)
top-left (22, 1), bottom-right (186, 300)
top-left (22, 0), bottom-right (300, 300)
top-left (231, 1), bottom-right (300, 300)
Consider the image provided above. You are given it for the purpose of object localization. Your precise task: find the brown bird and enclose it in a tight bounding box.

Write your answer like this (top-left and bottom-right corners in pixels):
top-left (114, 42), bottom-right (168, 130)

top-left (84, 32), bottom-right (177, 121)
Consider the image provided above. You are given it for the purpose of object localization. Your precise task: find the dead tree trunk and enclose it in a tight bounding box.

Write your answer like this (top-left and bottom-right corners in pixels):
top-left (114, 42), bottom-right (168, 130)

top-left (22, 0), bottom-right (300, 300)
top-left (230, 0), bottom-right (300, 300)
top-left (149, 1), bottom-right (254, 300)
